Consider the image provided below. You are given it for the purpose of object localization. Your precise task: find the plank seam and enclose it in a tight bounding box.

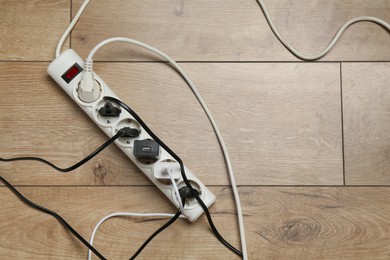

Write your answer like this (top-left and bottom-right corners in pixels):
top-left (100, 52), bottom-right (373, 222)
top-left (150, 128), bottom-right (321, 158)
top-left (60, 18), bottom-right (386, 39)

top-left (340, 62), bottom-right (346, 186)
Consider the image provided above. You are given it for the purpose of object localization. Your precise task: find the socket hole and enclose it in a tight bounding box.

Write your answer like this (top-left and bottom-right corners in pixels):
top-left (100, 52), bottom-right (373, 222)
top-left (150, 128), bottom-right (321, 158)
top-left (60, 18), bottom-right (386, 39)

top-left (137, 158), bottom-right (158, 165)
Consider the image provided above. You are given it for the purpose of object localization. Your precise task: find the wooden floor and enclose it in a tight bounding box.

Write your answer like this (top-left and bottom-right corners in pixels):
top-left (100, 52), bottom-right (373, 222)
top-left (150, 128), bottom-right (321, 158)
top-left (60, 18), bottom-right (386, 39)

top-left (0, 0), bottom-right (389, 259)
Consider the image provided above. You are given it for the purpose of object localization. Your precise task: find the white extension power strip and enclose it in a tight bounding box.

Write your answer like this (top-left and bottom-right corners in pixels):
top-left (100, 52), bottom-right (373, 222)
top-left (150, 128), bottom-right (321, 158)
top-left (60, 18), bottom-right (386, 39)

top-left (47, 49), bottom-right (216, 222)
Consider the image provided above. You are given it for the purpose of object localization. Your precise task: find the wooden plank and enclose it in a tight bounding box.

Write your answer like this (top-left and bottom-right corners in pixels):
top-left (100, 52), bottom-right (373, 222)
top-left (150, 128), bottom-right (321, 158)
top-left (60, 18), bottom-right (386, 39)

top-left (0, 0), bottom-right (70, 61)
top-left (245, 187), bottom-right (390, 259)
top-left (343, 63), bottom-right (390, 185)
top-left (0, 62), bottom-right (342, 185)
top-left (1, 186), bottom-right (390, 259)
top-left (71, 0), bottom-right (390, 61)
top-left (180, 62), bottom-right (343, 185)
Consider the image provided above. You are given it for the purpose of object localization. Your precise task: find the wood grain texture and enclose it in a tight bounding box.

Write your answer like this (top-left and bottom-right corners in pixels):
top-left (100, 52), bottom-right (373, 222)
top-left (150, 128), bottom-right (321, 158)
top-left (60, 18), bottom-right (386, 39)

top-left (245, 187), bottom-right (390, 259)
top-left (1, 186), bottom-right (390, 259)
top-left (0, 0), bottom-right (70, 61)
top-left (1, 1), bottom-right (389, 258)
top-left (0, 186), bottom-right (239, 259)
top-left (0, 62), bottom-right (342, 185)
top-left (343, 63), bottom-right (390, 185)
top-left (71, 0), bottom-right (390, 61)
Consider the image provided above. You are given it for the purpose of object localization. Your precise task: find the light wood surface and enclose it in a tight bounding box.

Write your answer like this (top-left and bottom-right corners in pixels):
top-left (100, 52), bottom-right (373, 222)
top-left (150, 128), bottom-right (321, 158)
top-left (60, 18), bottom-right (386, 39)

top-left (1, 186), bottom-right (390, 259)
top-left (0, 0), bottom-right (70, 61)
top-left (0, 0), bottom-right (389, 259)
top-left (72, 0), bottom-right (390, 61)
top-left (343, 63), bottom-right (390, 185)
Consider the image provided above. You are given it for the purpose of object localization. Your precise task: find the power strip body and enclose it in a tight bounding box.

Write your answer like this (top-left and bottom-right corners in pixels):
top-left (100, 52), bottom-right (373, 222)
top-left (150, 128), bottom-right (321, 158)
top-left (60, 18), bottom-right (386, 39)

top-left (47, 49), bottom-right (215, 222)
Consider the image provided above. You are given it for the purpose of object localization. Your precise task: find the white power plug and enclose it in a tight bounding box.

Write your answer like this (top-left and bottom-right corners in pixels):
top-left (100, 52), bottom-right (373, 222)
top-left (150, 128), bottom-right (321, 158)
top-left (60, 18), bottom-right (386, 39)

top-left (78, 59), bottom-right (100, 103)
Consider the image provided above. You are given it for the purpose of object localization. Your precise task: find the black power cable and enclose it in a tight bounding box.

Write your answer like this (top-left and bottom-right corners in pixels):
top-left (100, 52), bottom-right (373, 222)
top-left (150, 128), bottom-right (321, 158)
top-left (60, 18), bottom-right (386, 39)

top-left (129, 210), bottom-right (182, 260)
top-left (0, 175), bottom-right (106, 260)
top-left (0, 101), bottom-right (242, 258)
top-left (129, 187), bottom-right (188, 259)
top-left (0, 129), bottom-right (126, 172)
top-left (103, 96), bottom-right (243, 258)
top-left (0, 129), bottom-right (129, 259)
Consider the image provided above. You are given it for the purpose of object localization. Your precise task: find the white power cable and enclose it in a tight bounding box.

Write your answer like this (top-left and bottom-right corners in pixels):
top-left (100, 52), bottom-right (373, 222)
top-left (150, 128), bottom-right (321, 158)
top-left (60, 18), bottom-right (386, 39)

top-left (87, 212), bottom-right (187, 260)
top-left (56, 1), bottom-right (390, 260)
top-left (87, 37), bottom-right (248, 259)
top-left (256, 0), bottom-right (390, 60)
top-left (55, 0), bottom-right (390, 61)
top-left (55, 0), bottom-right (91, 57)
top-left (56, 0), bottom-right (248, 257)
top-left (164, 166), bottom-right (185, 214)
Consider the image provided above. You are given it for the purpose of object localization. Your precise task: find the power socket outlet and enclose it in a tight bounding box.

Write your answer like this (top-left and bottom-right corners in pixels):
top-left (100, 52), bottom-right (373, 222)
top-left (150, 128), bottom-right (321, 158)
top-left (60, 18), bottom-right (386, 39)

top-left (47, 49), bottom-right (216, 222)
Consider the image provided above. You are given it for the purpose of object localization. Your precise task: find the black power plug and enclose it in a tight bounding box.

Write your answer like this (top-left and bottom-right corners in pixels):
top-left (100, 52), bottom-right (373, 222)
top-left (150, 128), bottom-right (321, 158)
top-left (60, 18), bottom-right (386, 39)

top-left (120, 127), bottom-right (140, 138)
top-left (99, 101), bottom-right (121, 117)
top-left (179, 186), bottom-right (199, 207)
